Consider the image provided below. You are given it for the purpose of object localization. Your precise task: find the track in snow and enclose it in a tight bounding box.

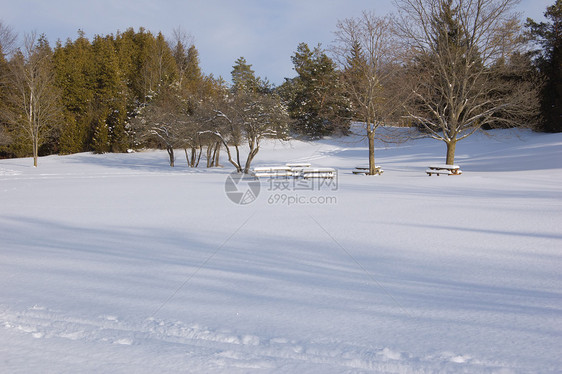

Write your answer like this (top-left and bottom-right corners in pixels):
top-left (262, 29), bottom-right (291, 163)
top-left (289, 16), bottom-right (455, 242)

top-left (1, 305), bottom-right (514, 373)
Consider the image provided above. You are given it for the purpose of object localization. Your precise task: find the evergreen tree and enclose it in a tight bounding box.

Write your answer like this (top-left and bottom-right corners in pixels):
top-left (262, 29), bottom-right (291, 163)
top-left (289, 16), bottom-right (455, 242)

top-left (114, 28), bottom-right (141, 103)
top-left (171, 35), bottom-right (203, 96)
top-left (282, 43), bottom-right (351, 137)
top-left (116, 28), bottom-right (157, 103)
top-left (57, 115), bottom-right (86, 154)
top-left (0, 25), bottom-right (213, 159)
top-left (344, 40), bottom-right (367, 117)
top-left (527, 0), bottom-right (562, 132)
top-left (92, 117), bottom-right (110, 154)
top-left (91, 35), bottom-right (130, 152)
top-left (53, 31), bottom-right (94, 154)
top-left (231, 57), bottom-right (264, 93)
top-left (149, 32), bottom-right (178, 91)
top-left (185, 45), bottom-right (202, 82)
top-left (0, 31), bottom-right (12, 155)
top-left (171, 37), bottom-right (189, 90)
top-left (108, 95), bottom-right (130, 153)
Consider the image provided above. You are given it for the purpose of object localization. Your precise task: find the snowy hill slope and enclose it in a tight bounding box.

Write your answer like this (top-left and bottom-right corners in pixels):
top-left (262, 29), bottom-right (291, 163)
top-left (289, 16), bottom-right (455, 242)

top-left (1, 128), bottom-right (561, 373)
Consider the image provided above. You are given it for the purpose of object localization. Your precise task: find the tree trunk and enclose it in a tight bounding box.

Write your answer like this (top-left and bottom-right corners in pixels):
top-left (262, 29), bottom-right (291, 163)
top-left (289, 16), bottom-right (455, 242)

top-left (213, 141), bottom-right (221, 167)
top-left (31, 93), bottom-right (38, 167)
top-left (184, 148), bottom-right (196, 167)
top-left (191, 147), bottom-right (197, 167)
top-left (446, 140), bottom-right (456, 165)
top-left (220, 138), bottom-right (242, 173)
top-left (368, 128), bottom-right (376, 175)
top-left (206, 144), bottom-right (213, 167)
top-left (196, 145), bottom-right (202, 167)
top-left (33, 139), bottom-right (38, 167)
top-left (243, 145), bottom-right (260, 174)
top-left (166, 146), bottom-right (175, 167)
top-left (235, 144), bottom-right (241, 171)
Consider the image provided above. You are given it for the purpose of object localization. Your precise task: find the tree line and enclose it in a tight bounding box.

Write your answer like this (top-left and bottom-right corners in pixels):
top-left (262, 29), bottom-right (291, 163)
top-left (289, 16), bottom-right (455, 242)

top-left (0, 0), bottom-right (560, 172)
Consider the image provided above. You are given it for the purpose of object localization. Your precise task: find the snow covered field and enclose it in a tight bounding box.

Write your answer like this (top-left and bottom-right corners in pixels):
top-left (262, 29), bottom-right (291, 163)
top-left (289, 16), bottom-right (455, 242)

top-left (1, 128), bottom-right (561, 373)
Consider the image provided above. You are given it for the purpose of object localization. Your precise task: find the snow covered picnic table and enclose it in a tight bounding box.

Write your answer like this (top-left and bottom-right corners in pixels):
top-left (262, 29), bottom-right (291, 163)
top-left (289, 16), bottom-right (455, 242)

top-left (302, 167), bottom-right (337, 179)
top-left (426, 164), bottom-right (462, 176)
top-left (253, 166), bottom-right (293, 178)
top-left (286, 163), bottom-right (311, 175)
top-left (253, 164), bottom-right (336, 179)
top-left (353, 166), bottom-right (384, 175)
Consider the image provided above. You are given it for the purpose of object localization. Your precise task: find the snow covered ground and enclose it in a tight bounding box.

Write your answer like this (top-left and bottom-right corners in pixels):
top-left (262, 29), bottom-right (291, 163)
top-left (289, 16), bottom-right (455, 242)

top-left (0, 128), bottom-right (561, 373)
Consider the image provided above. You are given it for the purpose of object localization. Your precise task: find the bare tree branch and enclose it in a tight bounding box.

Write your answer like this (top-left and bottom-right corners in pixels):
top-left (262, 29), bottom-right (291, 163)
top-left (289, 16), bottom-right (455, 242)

top-left (3, 32), bottom-right (62, 166)
top-left (334, 11), bottom-right (406, 174)
top-left (394, 0), bottom-right (539, 164)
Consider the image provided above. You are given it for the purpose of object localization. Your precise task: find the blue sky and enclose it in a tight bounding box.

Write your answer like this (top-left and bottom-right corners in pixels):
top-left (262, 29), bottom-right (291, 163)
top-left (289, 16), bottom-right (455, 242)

top-left (0, 0), bottom-right (552, 85)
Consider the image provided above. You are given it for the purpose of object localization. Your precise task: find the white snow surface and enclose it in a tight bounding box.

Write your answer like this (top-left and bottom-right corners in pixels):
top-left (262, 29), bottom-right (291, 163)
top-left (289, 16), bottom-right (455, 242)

top-left (1, 128), bottom-right (561, 373)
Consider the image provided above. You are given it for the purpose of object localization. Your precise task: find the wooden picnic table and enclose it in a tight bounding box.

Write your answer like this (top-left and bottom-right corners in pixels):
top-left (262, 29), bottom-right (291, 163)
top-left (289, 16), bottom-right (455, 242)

top-left (426, 164), bottom-right (462, 176)
top-left (353, 166), bottom-right (384, 175)
top-left (253, 164), bottom-right (336, 179)
top-left (302, 167), bottom-right (337, 179)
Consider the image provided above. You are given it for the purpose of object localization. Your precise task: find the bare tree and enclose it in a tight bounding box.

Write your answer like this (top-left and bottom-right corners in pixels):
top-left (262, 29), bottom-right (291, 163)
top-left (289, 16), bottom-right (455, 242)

top-left (395, 0), bottom-right (539, 164)
top-left (180, 78), bottom-right (225, 168)
top-left (170, 27), bottom-right (197, 91)
top-left (334, 12), bottom-right (404, 175)
top-left (131, 87), bottom-right (190, 167)
top-left (0, 20), bottom-right (17, 57)
top-left (132, 76), bottom-right (227, 168)
top-left (180, 108), bottom-right (212, 169)
top-left (240, 92), bottom-right (289, 173)
top-left (4, 32), bottom-right (61, 167)
top-left (205, 90), bottom-right (289, 174)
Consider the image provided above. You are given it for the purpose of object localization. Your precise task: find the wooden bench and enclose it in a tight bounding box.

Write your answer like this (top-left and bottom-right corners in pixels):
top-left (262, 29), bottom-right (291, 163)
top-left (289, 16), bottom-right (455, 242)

top-left (302, 167), bottom-right (337, 179)
top-left (426, 164), bottom-right (462, 176)
top-left (353, 166), bottom-right (384, 175)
